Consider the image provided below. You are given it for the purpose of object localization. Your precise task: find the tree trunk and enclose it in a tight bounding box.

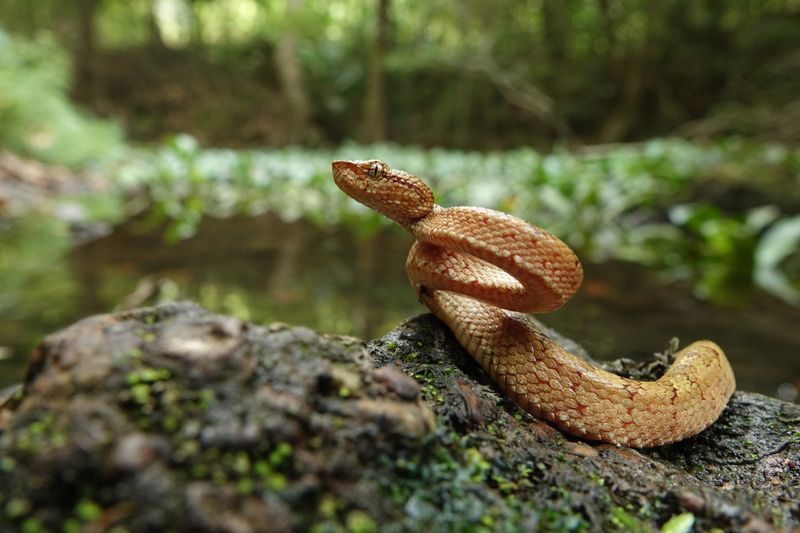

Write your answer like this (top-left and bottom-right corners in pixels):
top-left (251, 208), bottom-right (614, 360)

top-left (147, 0), bottom-right (167, 50)
top-left (598, 1), bottom-right (667, 142)
top-left (542, 0), bottom-right (572, 64)
top-left (274, 0), bottom-right (315, 144)
top-left (360, 0), bottom-right (391, 143)
top-left (597, 0), bottom-right (616, 50)
top-left (74, 0), bottom-right (97, 102)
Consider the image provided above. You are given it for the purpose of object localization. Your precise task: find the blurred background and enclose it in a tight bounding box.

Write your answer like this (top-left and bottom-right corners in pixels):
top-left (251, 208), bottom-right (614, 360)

top-left (0, 0), bottom-right (798, 400)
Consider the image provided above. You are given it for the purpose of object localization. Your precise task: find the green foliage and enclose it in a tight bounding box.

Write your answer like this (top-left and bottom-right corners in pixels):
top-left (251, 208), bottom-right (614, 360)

top-left (658, 204), bottom-right (778, 302)
top-left (755, 215), bottom-right (800, 305)
top-left (0, 29), bottom-right (122, 166)
top-left (116, 136), bottom-right (800, 303)
top-left (0, 215), bottom-right (80, 386)
top-left (3, 0), bottom-right (796, 147)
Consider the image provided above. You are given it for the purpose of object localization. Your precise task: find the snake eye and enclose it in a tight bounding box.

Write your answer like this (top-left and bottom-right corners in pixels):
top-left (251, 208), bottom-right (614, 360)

top-left (368, 162), bottom-right (381, 177)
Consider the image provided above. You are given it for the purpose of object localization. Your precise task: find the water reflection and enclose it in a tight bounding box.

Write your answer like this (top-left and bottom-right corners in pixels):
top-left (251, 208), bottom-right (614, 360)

top-left (2, 213), bottom-right (799, 400)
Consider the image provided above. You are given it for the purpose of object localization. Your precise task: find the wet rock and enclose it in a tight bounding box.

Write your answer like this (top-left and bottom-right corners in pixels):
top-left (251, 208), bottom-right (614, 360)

top-left (186, 482), bottom-right (292, 533)
top-left (111, 433), bottom-right (170, 471)
top-left (0, 304), bottom-right (798, 532)
top-left (373, 365), bottom-right (420, 401)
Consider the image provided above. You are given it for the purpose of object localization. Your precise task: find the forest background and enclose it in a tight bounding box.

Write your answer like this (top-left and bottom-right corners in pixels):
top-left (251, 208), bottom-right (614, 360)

top-left (1, 0), bottom-right (799, 399)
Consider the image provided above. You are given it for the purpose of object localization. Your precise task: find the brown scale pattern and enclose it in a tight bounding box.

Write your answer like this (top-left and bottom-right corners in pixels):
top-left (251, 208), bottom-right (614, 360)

top-left (332, 159), bottom-right (736, 448)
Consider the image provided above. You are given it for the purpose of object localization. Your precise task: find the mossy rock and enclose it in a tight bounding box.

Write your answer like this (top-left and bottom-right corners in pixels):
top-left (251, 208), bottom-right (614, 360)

top-left (0, 302), bottom-right (797, 532)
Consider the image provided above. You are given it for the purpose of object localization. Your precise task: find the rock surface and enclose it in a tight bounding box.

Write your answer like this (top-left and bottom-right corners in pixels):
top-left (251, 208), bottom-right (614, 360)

top-left (0, 302), bottom-right (798, 532)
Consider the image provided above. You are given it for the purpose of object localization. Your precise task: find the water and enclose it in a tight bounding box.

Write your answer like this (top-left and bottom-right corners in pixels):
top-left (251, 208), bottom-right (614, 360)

top-left (1, 213), bottom-right (798, 400)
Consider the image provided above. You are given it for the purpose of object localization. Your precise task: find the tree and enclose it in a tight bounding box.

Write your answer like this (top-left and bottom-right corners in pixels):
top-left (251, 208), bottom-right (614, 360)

top-left (274, 0), bottom-right (316, 144)
top-left (360, 0), bottom-right (390, 143)
top-left (74, 0), bottom-right (97, 101)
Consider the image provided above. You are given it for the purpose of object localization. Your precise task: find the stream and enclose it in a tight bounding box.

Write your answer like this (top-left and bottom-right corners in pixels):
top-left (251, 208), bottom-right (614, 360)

top-left (1, 213), bottom-right (799, 401)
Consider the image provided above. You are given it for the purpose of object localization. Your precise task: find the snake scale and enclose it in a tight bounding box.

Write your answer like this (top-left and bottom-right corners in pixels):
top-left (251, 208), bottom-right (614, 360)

top-left (332, 159), bottom-right (736, 447)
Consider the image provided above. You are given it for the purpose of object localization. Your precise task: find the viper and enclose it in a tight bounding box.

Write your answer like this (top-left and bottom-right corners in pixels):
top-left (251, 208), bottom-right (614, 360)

top-left (332, 159), bottom-right (735, 447)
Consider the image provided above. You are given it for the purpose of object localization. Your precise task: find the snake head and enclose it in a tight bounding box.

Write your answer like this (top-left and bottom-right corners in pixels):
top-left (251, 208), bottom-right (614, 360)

top-left (332, 159), bottom-right (435, 228)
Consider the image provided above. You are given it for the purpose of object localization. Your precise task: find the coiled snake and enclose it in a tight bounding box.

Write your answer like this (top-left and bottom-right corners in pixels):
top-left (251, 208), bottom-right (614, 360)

top-left (332, 159), bottom-right (735, 447)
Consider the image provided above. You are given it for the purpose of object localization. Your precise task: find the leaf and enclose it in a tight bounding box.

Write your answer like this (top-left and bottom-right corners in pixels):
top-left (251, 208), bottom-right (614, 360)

top-left (755, 215), bottom-right (800, 304)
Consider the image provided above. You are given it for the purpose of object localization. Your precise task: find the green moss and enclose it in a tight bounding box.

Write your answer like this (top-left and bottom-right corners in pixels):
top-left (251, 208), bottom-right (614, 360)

top-left (127, 348), bottom-right (143, 358)
top-left (20, 517), bottom-right (44, 533)
top-left (0, 457), bottom-right (16, 472)
top-left (126, 367), bottom-right (171, 385)
top-left (5, 497), bottom-right (32, 518)
top-left (588, 471), bottom-right (606, 487)
top-left (190, 463), bottom-right (209, 478)
top-left (345, 510), bottom-right (377, 533)
top-left (162, 415), bottom-right (179, 432)
top-left (660, 513), bottom-right (694, 533)
top-left (237, 478), bottom-right (255, 495)
top-left (381, 430), bottom-right (591, 531)
top-left (609, 506), bottom-right (648, 532)
top-left (232, 451), bottom-right (251, 474)
top-left (404, 351), bottom-right (420, 362)
top-left (62, 518), bottom-right (81, 533)
top-left (129, 383), bottom-right (152, 404)
top-left (318, 495), bottom-right (339, 519)
top-left (268, 442), bottom-right (293, 466)
top-left (75, 499), bottom-right (103, 522)
top-left (198, 389), bottom-right (216, 409)
top-left (264, 472), bottom-right (287, 491)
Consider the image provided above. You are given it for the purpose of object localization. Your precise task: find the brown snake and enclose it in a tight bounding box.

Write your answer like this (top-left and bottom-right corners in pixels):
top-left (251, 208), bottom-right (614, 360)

top-left (332, 159), bottom-right (736, 447)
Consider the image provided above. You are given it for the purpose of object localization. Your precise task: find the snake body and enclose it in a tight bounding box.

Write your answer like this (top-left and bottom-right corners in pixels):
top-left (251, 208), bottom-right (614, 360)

top-left (332, 159), bottom-right (736, 447)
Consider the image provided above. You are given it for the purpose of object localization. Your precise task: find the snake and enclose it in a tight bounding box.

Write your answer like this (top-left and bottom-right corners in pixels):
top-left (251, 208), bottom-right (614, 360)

top-left (332, 159), bottom-right (736, 447)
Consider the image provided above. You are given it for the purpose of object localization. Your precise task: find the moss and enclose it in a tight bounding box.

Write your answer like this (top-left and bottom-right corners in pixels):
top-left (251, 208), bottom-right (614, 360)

top-left (408, 364), bottom-right (445, 404)
top-left (62, 518), bottom-right (81, 533)
top-left (609, 506), bottom-right (649, 532)
top-left (231, 451), bottom-right (251, 475)
top-left (318, 495), bottom-right (340, 519)
top-left (129, 383), bottom-right (152, 405)
top-left (380, 430), bottom-right (591, 531)
top-left (237, 478), bottom-right (255, 495)
top-left (5, 497), bottom-right (32, 518)
top-left (0, 457), bottom-right (16, 472)
top-left (126, 367), bottom-right (171, 384)
top-left (660, 513), bottom-right (695, 533)
top-left (268, 442), bottom-right (293, 466)
top-left (127, 348), bottom-right (143, 358)
top-left (75, 499), bottom-right (102, 521)
top-left (20, 517), bottom-right (45, 533)
top-left (346, 510), bottom-right (377, 533)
